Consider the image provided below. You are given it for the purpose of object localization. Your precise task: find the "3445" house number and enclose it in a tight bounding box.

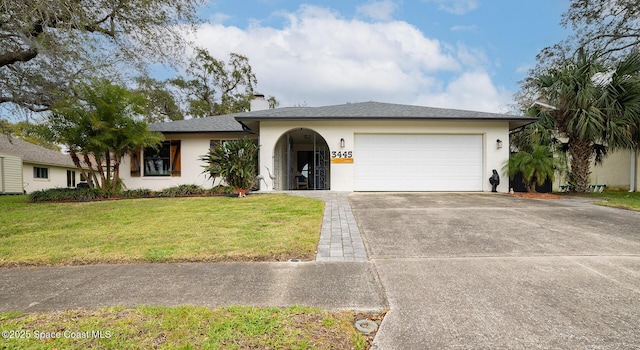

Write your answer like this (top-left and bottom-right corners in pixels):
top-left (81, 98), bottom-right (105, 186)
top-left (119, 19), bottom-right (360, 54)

top-left (331, 151), bottom-right (353, 158)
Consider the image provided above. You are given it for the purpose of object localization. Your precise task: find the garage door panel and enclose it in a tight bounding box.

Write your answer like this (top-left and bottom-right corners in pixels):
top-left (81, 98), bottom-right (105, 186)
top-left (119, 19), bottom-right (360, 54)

top-left (354, 134), bottom-right (483, 191)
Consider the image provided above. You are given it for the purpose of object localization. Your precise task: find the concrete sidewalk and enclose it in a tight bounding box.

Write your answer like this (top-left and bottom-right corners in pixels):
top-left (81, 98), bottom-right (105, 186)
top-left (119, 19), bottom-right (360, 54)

top-left (0, 262), bottom-right (386, 313)
top-left (0, 191), bottom-right (380, 314)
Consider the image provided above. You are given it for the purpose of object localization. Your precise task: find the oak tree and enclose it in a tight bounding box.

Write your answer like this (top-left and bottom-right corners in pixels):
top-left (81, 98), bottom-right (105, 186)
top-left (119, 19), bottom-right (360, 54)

top-left (170, 49), bottom-right (258, 117)
top-left (0, 0), bottom-right (204, 112)
top-left (538, 0), bottom-right (640, 65)
top-left (134, 75), bottom-right (184, 123)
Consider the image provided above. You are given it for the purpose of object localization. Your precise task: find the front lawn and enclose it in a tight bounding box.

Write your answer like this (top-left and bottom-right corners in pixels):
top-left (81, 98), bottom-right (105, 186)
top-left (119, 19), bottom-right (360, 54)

top-left (0, 306), bottom-right (369, 349)
top-left (0, 194), bottom-right (324, 266)
top-left (584, 191), bottom-right (640, 211)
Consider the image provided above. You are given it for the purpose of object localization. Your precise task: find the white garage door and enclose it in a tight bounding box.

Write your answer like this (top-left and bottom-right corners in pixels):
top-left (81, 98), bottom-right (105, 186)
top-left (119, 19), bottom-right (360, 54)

top-left (354, 134), bottom-right (483, 191)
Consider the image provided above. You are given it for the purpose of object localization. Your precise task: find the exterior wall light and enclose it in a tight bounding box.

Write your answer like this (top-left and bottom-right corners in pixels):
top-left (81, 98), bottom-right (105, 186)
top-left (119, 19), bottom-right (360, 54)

top-left (340, 138), bottom-right (345, 148)
top-left (496, 139), bottom-right (503, 149)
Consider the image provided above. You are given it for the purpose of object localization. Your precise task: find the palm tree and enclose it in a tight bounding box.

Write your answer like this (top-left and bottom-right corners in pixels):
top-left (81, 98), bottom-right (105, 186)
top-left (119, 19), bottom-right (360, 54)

top-left (503, 145), bottom-right (558, 193)
top-left (526, 51), bottom-right (640, 192)
top-left (80, 80), bottom-right (163, 191)
top-left (45, 79), bottom-right (163, 191)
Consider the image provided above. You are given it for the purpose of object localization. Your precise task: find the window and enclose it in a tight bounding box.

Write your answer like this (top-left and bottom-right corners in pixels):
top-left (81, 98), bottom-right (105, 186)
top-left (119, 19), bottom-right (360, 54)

top-left (144, 141), bottom-right (171, 176)
top-left (33, 167), bottom-right (49, 179)
top-left (210, 140), bottom-right (229, 149)
top-left (141, 140), bottom-right (181, 177)
top-left (67, 170), bottom-right (76, 187)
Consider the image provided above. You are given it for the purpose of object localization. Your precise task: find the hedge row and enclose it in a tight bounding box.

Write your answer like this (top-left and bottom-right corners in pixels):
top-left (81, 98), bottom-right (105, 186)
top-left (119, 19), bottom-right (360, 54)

top-left (28, 184), bottom-right (237, 202)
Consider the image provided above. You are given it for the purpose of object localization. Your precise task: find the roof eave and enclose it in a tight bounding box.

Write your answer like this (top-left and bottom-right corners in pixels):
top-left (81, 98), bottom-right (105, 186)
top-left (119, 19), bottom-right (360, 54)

top-left (153, 130), bottom-right (250, 134)
top-left (236, 116), bottom-right (538, 123)
top-left (22, 159), bottom-right (85, 169)
top-left (509, 119), bottom-right (537, 130)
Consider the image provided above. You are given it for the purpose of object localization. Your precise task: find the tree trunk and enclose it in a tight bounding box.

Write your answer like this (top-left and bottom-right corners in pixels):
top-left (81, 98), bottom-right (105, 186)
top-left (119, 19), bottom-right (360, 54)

top-left (69, 150), bottom-right (91, 188)
top-left (568, 139), bottom-right (593, 193)
top-left (83, 153), bottom-right (101, 189)
top-left (112, 157), bottom-right (121, 192)
top-left (105, 152), bottom-right (112, 189)
top-left (95, 152), bottom-right (109, 190)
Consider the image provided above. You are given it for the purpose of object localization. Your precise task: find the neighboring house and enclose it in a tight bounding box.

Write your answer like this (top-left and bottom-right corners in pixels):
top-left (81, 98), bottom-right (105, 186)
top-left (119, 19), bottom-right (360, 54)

top-left (121, 99), bottom-right (535, 193)
top-left (0, 134), bottom-right (81, 194)
top-left (0, 152), bottom-right (22, 194)
top-left (555, 149), bottom-right (640, 192)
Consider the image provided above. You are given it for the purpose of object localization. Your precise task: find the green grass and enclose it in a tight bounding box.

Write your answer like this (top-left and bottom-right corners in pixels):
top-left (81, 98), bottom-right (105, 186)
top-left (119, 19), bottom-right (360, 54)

top-left (582, 191), bottom-right (640, 211)
top-left (0, 194), bottom-right (324, 266)
top-left (0, 306), bottom-right (369, 349)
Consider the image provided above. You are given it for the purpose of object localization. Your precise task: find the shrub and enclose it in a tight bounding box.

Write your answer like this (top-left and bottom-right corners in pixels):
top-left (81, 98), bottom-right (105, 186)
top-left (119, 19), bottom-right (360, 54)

top-left (201, 138), bottom-right (259, 193)
top-left (210, 184), bottom-right (235, 195)
top-left (156, 184), bottom-right (205, 197)
top-left (27, 184), bottom-right (209, 202)
top-left (28, 188), bottom-right (105, 202)
top-left (503, 145), bottom-right (558, 193)
top-left (121, 188), bottom-right (152, 198)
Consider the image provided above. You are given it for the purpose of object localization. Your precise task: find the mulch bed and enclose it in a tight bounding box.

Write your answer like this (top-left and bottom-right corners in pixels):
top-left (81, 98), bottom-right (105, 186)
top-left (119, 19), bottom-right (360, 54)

top-left (510, 192), bottom-right (563, 200)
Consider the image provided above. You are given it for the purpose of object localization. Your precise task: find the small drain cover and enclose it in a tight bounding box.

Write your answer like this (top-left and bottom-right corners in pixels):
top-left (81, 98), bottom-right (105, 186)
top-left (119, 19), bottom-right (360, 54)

top-left (288, 258), bottom-right (300, 262)
top-left (354, 319), bottom-right (378, 334)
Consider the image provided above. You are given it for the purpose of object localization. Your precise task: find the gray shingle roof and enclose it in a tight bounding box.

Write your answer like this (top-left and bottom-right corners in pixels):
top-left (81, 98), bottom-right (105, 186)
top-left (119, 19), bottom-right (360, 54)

top-left (147, 101), bottom-right (536, 132)
top-left (148, 114), bottom-right (246, 133)
top-left (234, 101), bottom-right (533, 122)
top-left (0, 134), bottom-right (76, 168)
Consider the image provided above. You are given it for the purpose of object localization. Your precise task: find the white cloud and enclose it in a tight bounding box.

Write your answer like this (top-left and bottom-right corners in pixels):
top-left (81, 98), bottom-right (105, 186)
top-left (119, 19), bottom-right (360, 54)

top-left (415, 71), bottom-right (512, 113)
top-left (422, 0), bottom-right (479, 15)
top-left (450, 24), bottom-right (476, 32)
top-left (356, 0), bottom-right (398, 21)
top-left (456, 43), bottom-right (489, 68)
top-left (189, 4), bottom-right (509, 112)
top-left (208, 12), bottom-right (231, 25)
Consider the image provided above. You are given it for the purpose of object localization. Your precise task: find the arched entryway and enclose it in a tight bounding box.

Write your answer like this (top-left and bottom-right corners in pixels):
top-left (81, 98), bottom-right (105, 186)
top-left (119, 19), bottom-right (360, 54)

top-left (273, 128), bottom-right (330, 190)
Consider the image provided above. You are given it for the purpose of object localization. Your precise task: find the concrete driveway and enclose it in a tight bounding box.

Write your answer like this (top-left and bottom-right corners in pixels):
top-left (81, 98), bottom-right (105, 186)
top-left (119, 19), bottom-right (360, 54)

top-left (350, 193), bottom-right (640, 349)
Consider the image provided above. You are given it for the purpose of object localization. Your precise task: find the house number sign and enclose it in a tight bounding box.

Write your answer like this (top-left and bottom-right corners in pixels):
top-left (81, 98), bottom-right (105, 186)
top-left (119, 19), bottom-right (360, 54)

top-left (331, 151), bottom-right (354, 164)
top-left (331, 151), bottom-right (352, 158)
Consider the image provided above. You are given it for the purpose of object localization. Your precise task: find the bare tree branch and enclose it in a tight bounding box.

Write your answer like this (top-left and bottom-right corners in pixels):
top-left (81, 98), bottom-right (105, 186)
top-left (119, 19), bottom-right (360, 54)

top-left (0, 0), bottom-right (204, 112)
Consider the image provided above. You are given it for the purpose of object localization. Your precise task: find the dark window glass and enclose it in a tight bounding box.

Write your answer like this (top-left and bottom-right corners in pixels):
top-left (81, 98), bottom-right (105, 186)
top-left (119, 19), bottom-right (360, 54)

top-left (67, 170), bottom-right (76, 187)
top-left (33, 167), bottom-right (49, 179)
top-left (144, 141), bottom-right (171, 176)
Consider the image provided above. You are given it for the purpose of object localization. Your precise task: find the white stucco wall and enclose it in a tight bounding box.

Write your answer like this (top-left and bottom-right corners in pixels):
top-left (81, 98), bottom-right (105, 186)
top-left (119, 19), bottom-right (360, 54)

top-left (120, 133), bottom-right (258, 191)
top-left (257, 120), bottom-right (511, 192)
top-left (22, 162), bottom-right (79, 193)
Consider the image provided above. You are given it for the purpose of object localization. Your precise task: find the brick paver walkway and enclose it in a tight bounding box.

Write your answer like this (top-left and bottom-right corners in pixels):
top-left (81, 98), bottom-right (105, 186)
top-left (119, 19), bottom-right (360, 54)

top-left (285, 191), bottom-right (367, 262)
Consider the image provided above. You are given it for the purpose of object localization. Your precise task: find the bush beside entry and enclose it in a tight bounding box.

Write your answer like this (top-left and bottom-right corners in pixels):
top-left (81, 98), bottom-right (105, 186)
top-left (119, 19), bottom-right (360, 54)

top-left (503, 145), bottom-right (558, 193)
top-left (201, 138), bottom-right (260, 197)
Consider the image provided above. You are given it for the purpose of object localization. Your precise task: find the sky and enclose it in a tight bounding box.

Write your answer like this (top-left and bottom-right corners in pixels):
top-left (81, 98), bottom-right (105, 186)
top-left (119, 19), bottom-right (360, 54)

top-left (183, 0), bottom-right (572, 114)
